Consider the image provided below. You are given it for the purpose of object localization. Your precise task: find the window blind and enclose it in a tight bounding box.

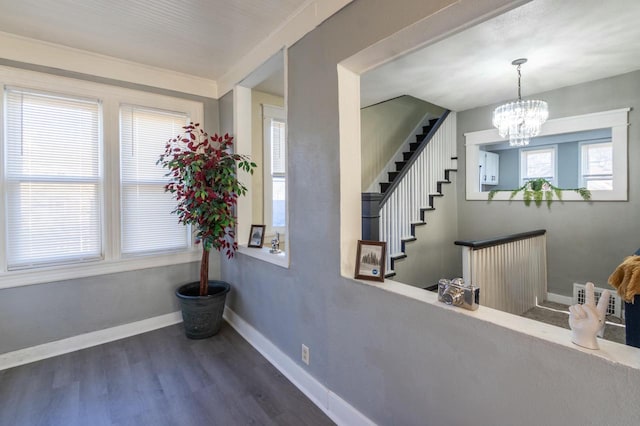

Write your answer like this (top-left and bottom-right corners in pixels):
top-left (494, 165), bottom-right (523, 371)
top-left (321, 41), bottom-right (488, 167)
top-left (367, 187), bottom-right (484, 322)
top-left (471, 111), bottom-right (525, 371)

top-left (271, 120), bottom-right (286, 175)
top-left (5, 88), bottom-right (102, 269)
top-left (120, 105), bottom-right (190, 255)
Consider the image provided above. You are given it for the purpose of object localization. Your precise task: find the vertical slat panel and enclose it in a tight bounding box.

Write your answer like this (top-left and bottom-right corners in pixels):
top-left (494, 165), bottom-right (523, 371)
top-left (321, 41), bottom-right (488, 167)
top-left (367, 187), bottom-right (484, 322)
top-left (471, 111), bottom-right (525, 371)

top-left (469, 235), bottom-right (546, 315)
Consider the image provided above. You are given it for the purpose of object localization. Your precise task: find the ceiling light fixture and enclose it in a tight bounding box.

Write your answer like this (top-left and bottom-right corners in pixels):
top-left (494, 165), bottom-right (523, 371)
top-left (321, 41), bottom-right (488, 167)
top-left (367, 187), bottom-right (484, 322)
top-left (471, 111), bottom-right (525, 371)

top-left (492, 58), bottom-right (548, 147)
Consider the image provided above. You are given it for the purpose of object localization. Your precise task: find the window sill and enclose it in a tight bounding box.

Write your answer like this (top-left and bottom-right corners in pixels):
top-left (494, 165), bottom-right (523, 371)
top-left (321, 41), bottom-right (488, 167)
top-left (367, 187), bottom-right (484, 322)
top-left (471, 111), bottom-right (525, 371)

top-left (352, 277), bottom-right (640, 370)
top-left (237, 245), bottom-right (289, 268)
top-left (0, 250), bottom-right (201, 290)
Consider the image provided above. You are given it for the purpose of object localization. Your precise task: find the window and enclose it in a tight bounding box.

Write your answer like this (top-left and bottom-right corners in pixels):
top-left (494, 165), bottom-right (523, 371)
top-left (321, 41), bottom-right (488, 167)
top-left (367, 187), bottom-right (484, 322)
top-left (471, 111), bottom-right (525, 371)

top-left (120, 106), bottom-right (191, 255)
top-left (263, 105), bottom-right (286, 236)
top-left (5, 88), bottom-right (102, 269)
top-left (520, 146), bottom-right (557, 185)
top-left (0, 67), bottom-right (203, 287)
top-left (580, 141), bottom-right (613, 190)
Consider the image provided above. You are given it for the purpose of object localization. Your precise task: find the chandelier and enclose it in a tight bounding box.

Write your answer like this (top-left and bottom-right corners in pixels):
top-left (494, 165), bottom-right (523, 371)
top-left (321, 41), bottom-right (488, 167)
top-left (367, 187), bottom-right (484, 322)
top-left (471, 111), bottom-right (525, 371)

top-left (492, 58), bottom-right (548, 147)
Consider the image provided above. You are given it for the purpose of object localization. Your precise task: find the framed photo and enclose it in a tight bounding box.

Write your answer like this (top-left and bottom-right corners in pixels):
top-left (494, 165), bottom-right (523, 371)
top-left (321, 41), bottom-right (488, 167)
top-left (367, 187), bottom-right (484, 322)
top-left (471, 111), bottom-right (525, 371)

top-left (248, 224), bottom-right (266, 248)
top-left (355, 240), bottom-right (386, 282)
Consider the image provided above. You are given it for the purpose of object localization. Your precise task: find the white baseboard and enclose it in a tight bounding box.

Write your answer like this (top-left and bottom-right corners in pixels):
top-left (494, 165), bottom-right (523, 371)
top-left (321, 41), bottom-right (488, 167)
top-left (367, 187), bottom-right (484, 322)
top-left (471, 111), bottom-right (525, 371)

top-left (223, 307), bottom-right (375, 426)
top-left (0, 311), bottom-right (182, 371)
top-left (546, 292), bottom-right (573, 306)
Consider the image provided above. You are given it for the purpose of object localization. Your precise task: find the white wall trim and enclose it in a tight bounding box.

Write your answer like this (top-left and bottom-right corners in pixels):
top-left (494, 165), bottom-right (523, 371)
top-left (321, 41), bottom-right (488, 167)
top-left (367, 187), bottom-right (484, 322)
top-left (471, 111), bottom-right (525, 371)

top-left (0, 311), bottom-right (182, 371)
top-left (546, 292), bottom-right (573, 306)
top-left (223, 307), bottom-right (375, 426)
top-left (0, 31), bottom-right (217, 98)
top-left (465, 108), bottom-right (630, 201)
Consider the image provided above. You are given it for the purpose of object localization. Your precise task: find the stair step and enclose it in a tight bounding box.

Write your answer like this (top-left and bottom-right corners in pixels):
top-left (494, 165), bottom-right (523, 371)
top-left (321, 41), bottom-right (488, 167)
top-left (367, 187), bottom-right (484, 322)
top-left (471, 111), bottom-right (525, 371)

top-left (422, 119), bottom-right (438, 134)
top-left (390, 252), bottom-right (407, 260)
top-left (409, 142), bottom-right (420, 151)
top-left (415, 133), bottom-right (427, 143)
top-left (380, 182), bottom-right (390, 193)
top-left (451, 156), bottom-right (458, 160)
top-left (388, 171), bottom-right (399, 182)
top-left (401, 236), bottom-right (417, 242)
top-left (395, 161), bottom-right (406, 171)
top-left (424, 284), bottom-right (439, 292)
top-left (403, 151), bottom-right (414, 161)
top-left (385, 270), bottom-right (396, 278)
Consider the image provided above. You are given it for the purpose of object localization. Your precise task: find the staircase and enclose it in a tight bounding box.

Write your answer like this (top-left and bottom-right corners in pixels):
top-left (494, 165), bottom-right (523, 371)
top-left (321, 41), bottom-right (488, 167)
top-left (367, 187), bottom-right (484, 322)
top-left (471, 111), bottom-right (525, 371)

top-left (379, 118), bottom-right (438, 194)
top-left (363, 111), bottom-right (458, 278)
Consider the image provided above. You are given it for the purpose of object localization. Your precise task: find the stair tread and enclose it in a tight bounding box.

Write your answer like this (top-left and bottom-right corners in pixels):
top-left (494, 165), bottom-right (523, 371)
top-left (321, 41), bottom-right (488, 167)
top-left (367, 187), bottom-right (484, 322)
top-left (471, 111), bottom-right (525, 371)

top-left (410, 221), bottom-right (426, 225)
top-left (390, 252), bottom-right (407, 259)
top-left (401, 236), bottom-right (417, 242)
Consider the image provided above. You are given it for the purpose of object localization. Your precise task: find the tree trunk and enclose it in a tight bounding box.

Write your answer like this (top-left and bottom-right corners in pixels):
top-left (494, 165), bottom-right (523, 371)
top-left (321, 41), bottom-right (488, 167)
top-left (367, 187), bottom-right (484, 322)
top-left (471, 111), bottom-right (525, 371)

top-left (200, 247), bottom-right (210, 296)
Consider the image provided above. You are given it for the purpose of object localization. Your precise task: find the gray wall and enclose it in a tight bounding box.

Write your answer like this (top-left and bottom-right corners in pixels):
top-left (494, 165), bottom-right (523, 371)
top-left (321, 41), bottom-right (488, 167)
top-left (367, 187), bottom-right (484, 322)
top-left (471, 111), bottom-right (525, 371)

top-left (220, 1), bottom-right (640, 425)
top-left (458, 70), bottom-right (640, 297)
top-left (0, 61), bottom-right (221, 354)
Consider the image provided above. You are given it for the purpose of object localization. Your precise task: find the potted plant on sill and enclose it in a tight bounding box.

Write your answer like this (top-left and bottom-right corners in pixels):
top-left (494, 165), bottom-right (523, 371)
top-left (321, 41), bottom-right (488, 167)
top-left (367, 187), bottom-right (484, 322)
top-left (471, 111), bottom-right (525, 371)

top-left (158, 122), bottom-right (256, 339)
top-left (487, 177), bottom-right (591, 208)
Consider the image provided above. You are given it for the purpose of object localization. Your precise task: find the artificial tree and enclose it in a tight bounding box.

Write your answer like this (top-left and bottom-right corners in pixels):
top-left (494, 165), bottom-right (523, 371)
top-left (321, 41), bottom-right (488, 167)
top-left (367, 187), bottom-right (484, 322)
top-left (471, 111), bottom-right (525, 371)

top-left (158, 122), bottom-right (255, 296)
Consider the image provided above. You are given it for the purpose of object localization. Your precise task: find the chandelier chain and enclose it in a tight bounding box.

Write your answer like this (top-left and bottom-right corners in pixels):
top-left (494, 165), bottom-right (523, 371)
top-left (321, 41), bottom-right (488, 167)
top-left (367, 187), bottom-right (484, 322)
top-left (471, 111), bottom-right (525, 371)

top-left (517, 64), bottom-right (522, 100)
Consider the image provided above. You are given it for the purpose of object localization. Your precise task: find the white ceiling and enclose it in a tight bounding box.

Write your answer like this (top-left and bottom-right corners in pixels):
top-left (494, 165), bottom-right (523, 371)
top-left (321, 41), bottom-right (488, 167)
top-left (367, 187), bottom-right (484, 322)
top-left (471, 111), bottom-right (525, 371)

top-left (361, 0), bottom-right (640, 111)
top-left (0, 0), bottom-right (308, 80)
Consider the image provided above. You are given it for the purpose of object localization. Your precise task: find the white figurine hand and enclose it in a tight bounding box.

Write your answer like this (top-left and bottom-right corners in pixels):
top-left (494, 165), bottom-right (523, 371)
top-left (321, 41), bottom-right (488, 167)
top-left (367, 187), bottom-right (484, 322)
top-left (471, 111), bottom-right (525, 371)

top-left (568, 282), bottom-right (610, 349)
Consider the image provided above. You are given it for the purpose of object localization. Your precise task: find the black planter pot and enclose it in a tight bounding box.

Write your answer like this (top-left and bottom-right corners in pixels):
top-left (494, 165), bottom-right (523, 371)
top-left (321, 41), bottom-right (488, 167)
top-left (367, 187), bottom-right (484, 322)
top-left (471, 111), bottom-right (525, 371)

top-left (176, 280), bottom-right (231, 339)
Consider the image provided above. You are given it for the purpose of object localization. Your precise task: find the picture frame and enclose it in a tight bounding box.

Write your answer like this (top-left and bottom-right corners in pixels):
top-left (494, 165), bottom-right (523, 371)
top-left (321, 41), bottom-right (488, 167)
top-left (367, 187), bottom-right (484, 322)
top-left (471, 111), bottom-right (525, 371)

top-left (355, 240), bottom-right (386, 282)
top-left (248, 224), bottom-right (266, 248)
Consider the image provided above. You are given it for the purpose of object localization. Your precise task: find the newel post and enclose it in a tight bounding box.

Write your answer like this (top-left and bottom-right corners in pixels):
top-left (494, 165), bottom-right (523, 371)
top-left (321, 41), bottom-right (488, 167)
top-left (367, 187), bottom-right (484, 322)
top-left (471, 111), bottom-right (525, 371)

top-left (361, 192), bottom-right (383, 241)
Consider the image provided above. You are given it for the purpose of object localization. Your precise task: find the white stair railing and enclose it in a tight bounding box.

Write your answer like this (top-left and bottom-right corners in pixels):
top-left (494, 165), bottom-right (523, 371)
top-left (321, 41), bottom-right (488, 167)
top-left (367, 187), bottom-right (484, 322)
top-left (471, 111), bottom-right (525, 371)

top-left (379, 112), bottom-right (457, 274)
top-left (457, 230), bottom-right (547, 315)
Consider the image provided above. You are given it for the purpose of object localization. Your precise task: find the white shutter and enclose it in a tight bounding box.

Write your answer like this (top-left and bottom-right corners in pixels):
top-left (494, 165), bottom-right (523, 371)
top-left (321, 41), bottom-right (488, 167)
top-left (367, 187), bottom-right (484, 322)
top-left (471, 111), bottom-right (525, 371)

top-left (5, 88), bottom-right (102, 269)
top-left (120, 105), bottom-right (190, 255)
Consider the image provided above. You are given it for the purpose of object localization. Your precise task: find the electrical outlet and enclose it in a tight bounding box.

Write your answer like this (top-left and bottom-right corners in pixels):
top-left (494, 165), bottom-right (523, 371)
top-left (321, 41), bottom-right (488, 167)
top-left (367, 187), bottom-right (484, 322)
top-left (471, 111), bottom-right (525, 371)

top-left (301, 344), bottom-right (310, 365)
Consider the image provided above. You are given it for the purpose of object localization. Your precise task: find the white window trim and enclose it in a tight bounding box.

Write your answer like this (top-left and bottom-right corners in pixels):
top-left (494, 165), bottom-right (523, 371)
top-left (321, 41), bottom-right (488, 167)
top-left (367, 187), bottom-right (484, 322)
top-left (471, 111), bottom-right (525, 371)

top-left (465, 108), bottom-right (629, 201)
top-left (519, 145), bottom-right (558, 186)
top-left (0, 66), bottom-right (203, 289)
top-left (579, 139), bottom-right (613, 188)
top-left (262, 104), bottom-right (286, 237)
top-left (233, 49), bottom-right (290, 269)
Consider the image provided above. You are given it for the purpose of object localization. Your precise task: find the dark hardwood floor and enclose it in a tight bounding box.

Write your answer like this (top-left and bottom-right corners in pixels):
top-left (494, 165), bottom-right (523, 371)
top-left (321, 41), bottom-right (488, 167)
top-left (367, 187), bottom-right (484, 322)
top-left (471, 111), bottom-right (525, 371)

top-left (0, 322), bottom-right (335, 426)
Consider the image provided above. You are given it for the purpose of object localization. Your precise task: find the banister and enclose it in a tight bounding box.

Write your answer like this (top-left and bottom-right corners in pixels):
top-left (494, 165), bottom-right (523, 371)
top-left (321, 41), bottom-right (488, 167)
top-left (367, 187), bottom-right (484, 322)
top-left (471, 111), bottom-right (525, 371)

top-left (455, 229), bottom-right (546, 250)
top-left (379, 109), bottom-right (451, 206)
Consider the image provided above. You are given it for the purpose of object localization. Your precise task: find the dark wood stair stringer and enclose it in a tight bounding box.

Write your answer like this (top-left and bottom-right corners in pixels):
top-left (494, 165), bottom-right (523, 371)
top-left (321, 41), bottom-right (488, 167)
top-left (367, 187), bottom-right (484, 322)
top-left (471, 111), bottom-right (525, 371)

top-left (379, 110), bottom-right (451, 201)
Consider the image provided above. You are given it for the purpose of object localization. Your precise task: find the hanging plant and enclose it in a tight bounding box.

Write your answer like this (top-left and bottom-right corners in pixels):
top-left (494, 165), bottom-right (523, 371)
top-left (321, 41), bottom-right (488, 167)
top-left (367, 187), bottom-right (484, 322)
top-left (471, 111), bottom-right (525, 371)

top-left (488, 178), bottom-right (591, 208)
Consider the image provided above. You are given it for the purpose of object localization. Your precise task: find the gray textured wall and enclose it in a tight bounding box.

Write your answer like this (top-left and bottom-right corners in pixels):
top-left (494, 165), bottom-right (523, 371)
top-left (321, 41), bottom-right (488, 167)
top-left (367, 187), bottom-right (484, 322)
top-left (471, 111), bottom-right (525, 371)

top-left (458, 70), bottom-right (640, 297)
top-left (220, 1), bottom-right (640, 425)
top-left (0, 61), bottom-right (221, 354)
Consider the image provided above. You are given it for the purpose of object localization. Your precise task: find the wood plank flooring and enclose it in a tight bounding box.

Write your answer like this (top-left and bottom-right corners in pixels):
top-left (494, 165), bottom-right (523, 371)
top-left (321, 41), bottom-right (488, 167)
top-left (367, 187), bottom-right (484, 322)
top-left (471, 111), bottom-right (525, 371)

top-left (0, 322), bottom-right (335, 426)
